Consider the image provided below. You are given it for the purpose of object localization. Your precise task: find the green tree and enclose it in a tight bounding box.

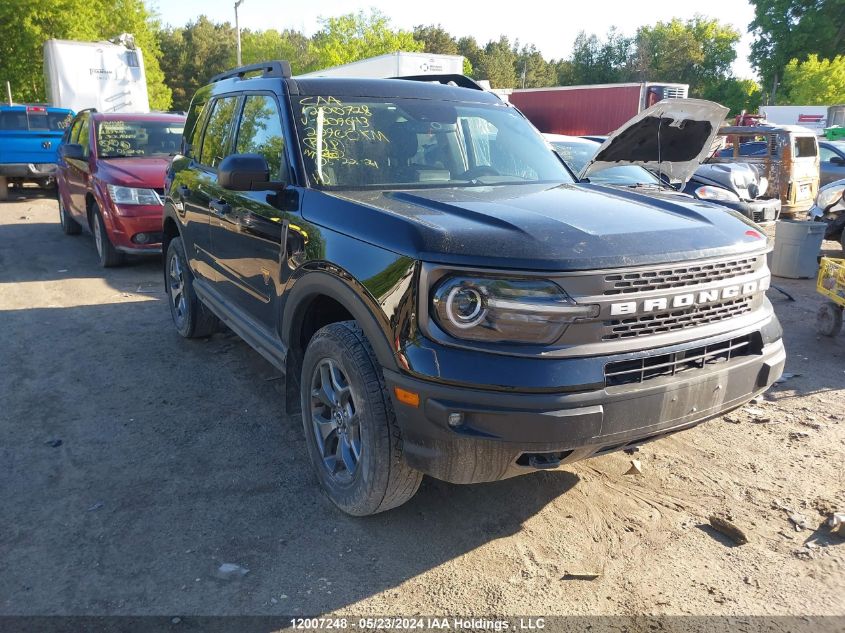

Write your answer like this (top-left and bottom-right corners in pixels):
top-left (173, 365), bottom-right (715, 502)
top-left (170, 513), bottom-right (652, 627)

top-left (749, 0), bottom-right (845, 102)
top-left (567, 28), bottom-right (634, 85)
top-left (311, 9), bottom-right (421, 69)
top-left (240, 28), bottom-right (318, 74)
top-left (635, 16), bottom-right (740, 94)
top-left (515, 44), bottom-right (556, 88)
top-left (781, 54), bottom-right (845, 104)
top-left (476, 36), bottom-right (517, 88)
top-left (413, 24), bottom-right (458, 55)
top-left (702, 78), bottom-right (763, 116)
top-left (158, 16), bottom-right (235, 111)
top-left (0, 0), bottom-right (171, 109)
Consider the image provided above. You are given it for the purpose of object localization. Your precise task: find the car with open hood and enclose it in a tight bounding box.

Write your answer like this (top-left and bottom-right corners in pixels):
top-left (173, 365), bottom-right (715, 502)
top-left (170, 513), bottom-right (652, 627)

top-left (547, 99), bottom-right (780, 224)
top-left (55, 110), bottom-right (186, 266)
top-left (163, 63), bottom-right (785, 515)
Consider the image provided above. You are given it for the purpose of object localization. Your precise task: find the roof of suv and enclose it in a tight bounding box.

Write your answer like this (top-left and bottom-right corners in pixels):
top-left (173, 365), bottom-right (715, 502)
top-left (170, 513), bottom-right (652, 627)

top-left (227, 76), bottom-right (503, 104)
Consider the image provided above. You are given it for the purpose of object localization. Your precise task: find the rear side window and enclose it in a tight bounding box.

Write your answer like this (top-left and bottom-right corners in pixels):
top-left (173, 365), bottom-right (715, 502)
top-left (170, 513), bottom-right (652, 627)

top-left (794, 136), bottom-right (818, 158)
top-left (0, 111), bottom-right (28, 130)
top-left (235, 95), bottom-right (286, 180)
top-left (200, 96), bottom-right (239, 168)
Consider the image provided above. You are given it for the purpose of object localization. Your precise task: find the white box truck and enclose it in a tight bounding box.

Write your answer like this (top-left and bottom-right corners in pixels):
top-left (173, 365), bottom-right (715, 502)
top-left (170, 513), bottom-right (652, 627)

top-left (760, 105), bottom-right (827, 136)
top-left (300, 52), bottom-right (465, 79)
top-left (43, 38), bottom-right (150, 113)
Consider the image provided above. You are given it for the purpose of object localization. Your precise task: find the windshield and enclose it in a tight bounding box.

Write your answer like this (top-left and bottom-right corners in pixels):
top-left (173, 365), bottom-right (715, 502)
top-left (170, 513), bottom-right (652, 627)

top-left (96, 120), bottom-right (185, 158)
top-left (293, 96), bottom-right (573, 188)
top-left (550, 138), bottom-right (661, 186)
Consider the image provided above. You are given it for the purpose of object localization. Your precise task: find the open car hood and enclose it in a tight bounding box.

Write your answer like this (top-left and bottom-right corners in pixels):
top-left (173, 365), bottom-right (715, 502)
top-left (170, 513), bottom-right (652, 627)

top-left (580, 99), bottom-right (729, 186)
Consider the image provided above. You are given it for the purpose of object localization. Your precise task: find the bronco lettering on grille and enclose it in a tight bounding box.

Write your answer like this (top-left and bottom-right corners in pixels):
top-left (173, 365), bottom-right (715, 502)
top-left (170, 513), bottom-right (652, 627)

top-left (609, 277), bottom-right (770, 317)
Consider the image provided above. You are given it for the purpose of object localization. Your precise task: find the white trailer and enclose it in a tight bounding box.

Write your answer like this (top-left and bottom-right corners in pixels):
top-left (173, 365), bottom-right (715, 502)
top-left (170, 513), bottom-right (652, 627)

top-left (43, 38), bottom-right (150, 113)
top-left (760, 105), bottom-right (828, 135)
top-left (300, 52), bottom-right (465, 79)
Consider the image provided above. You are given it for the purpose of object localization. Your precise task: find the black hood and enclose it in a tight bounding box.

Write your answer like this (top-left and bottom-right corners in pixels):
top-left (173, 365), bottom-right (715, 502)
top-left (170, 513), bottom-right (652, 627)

top-left (305, 183), bottom-right (766, 271)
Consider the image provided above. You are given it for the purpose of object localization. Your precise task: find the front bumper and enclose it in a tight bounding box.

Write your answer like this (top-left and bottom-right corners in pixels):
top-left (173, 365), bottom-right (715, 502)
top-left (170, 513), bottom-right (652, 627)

top-left (718, 197), bottom-right (781, 224)
top-left (384, 322), bottom-right (785, 484)
top-left (0, 163), bottom-right (57, 178)
top-left (104, 203), bottom-right (164, 254)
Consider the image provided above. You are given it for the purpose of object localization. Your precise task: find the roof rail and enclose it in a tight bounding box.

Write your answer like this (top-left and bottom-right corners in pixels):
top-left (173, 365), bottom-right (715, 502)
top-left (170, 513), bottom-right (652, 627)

top-left (392, 74), bottom-right (485, 91)
top-left (210, 60), bottom-right (292, 83)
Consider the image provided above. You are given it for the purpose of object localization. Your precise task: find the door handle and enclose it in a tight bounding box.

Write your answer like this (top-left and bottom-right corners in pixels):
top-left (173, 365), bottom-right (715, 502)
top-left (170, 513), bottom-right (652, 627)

top-left (209, 199), bottom-right (231, 217)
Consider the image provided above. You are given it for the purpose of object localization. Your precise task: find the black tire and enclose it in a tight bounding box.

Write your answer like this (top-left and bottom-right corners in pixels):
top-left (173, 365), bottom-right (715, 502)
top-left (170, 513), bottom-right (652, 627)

top-left (91, 203), bottom-right (125, 267)
top-left (300, 321), bottom-right (422, 516)
top-left (816, 302), bottom-right (843, 337)
top-left (58, 195), bottom-right (81, 235)
top-left (0, 176), bottom-right (7, 202)
top-left (165, 237), bottom-right (219, 338)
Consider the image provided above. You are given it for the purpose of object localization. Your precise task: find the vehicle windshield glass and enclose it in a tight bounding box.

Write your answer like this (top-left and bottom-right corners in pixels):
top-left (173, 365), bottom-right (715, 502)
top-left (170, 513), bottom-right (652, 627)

top-left (293, 96), bottom-right (573, 188)
top-left (96, 120), bottom-right (185, 158)
top-left (550, 139), bottom-right (661, 186)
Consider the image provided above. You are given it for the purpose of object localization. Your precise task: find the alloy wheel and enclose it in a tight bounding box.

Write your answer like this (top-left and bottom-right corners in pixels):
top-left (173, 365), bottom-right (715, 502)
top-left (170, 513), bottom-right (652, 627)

top-left (309, 358), bottom-right (362, 483)
top-left (169, 253), bottom-right (187, 326)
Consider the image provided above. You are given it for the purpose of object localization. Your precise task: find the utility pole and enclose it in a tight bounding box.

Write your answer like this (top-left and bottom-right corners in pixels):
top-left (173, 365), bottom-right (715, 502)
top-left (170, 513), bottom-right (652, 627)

top-left (235, 0), bottom-right (245, 66)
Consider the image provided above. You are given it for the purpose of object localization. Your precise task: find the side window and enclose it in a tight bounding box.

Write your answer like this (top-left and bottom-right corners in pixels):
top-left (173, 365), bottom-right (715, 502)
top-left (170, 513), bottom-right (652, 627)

top-left (184, 99), bottom-right (208, 158)
top-left (235, 95), bottom-right (286, 180)
top-left (820, 146), bottom-right (836, 163)
top-left (76, 116), bottom-right (90, 156)
top-left (67, 118), bottom-right (82, 143)
top-left (199, 96), bottom-right (239, 168)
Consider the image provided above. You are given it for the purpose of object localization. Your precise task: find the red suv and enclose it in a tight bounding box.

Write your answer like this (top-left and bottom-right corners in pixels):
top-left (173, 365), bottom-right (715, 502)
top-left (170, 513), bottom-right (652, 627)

top-left (56, 111), bottom-right (185, 266)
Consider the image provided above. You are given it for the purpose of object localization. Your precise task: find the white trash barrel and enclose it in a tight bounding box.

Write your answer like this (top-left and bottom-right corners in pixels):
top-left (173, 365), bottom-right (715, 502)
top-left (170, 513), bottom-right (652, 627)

top-left (771, 220), bottom-right (827, 279)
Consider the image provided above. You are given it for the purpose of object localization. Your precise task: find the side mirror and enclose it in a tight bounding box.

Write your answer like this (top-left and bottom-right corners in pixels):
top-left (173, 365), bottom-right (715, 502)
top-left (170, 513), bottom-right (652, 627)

top-left (830, 156), bottom-right (845, 166)
top-left (60, 143), bottom-right (84, 161)
top-left (218, 153), bottom-right (279, 191)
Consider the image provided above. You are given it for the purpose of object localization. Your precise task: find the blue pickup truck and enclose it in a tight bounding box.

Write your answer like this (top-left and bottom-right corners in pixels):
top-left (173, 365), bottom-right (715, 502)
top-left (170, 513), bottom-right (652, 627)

top-left (0, 104), bottom-right (74, 200)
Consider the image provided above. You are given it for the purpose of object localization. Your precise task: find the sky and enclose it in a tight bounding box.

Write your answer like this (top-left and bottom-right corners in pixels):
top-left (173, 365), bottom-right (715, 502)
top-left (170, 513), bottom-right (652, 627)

top-left (147, 0), bottom-right (758, 79)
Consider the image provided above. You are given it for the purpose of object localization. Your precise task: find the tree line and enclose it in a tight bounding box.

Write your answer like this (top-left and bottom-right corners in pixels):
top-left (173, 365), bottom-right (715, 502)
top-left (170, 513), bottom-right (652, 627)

top-left (1, 0), bottom-right (843, 115)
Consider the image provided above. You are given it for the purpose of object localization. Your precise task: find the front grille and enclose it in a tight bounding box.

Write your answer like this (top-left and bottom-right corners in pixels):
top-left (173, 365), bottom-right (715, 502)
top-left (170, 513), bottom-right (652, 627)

top-left (605, 334), bottom-right (758, 387)
top-left (603, 296), bottom-right (753, 340)
top-left (604, 257), bottom-right (759, 295)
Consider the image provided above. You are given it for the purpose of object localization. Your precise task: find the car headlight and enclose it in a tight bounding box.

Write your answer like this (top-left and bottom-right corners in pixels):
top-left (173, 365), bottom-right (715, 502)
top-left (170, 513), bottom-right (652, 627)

top-left (107, 184), bottom-right (162, 206)
top-left (816, 185), bottom-right (845, 211)
top-left (431, 276), bottom-right (599, 344)
top-left (695, 186), bottom-right (741, 203)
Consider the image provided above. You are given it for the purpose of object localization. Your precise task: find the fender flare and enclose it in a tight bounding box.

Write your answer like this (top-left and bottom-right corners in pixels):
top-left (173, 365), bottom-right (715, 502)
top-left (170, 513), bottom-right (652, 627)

top-left (281, 268), bottom-right (399, 373)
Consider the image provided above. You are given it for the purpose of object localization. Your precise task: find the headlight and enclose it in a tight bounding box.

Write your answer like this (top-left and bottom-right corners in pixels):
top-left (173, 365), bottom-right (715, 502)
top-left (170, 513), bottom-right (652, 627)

top-left (107, 184), bottom-right (162, 206)
top-left (431, 276), bottom-right (599, 344)
top-left (695, 186), bottom-right (741, 203)
top-left (816, 185), bottom-right (845, 211)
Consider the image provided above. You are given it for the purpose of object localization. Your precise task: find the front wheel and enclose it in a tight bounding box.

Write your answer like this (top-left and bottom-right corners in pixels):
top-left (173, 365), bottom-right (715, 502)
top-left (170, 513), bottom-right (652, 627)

top-left (58, 195), bottom-right (81, 235)
top-left (91, 204), bottom-right (124, 267)
top-left (165, 237), bottom-right (219, 338)
top-left (300, 321), bottom-right (422, 516)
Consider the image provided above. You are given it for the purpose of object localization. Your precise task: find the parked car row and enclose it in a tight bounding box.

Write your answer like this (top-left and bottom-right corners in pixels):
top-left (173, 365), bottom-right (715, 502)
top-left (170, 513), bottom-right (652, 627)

top-left (5, 66), bottom-right (787, 516)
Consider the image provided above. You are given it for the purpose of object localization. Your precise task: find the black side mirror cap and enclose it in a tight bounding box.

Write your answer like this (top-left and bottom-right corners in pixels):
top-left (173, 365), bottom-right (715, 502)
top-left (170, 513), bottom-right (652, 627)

top-left (218, 153), bottom-right (282, 191)
top-left (60, 143), bottom-right (85, 161)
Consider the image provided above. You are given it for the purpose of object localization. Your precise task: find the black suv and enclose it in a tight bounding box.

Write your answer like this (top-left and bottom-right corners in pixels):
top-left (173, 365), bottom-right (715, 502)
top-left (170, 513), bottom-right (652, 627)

top-left (163, 61), bottom-right (785, 515)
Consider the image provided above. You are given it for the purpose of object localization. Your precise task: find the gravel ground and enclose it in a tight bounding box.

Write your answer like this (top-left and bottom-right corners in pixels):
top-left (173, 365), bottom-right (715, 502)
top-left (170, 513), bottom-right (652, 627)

top-left (1, 189), bottom-right (843, 617)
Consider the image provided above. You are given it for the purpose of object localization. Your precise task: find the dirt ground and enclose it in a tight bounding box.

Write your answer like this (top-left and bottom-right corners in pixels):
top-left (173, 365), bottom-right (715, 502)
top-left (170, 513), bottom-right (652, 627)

top-left (1, 189), bottom-right (843, 618)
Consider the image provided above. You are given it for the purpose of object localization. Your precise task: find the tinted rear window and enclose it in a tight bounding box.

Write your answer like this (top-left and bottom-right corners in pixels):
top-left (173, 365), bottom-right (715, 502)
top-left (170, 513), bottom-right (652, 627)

top-left (794, 136), bottom-right (818, 158)
top-left (0, 111), bottom-right (27, 130)
top-left (0, 110), bottom-right (72, 131)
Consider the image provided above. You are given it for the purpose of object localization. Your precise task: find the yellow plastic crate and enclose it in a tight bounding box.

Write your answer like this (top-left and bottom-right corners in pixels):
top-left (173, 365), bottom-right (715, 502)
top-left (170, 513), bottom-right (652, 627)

top-left (817, 257), bottom-right (845, 308)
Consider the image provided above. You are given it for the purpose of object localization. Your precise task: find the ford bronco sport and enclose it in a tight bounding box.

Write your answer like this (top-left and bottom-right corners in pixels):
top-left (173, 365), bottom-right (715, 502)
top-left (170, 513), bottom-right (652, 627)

top-left (163, 61), bottom-right (785, 515)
